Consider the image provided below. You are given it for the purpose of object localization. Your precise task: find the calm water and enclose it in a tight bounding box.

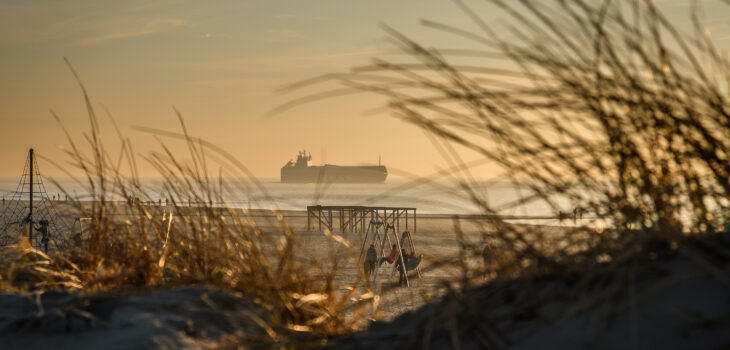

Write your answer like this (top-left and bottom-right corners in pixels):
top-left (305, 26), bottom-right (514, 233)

top-left (0, 177), bottom-right (572, 221)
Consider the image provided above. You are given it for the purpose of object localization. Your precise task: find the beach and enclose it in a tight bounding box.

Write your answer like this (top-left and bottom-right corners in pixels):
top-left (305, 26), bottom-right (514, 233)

top-left (0, 199), bottom-right (516, 347)
top-left (1, 197), bottom-right (568, 321)
top-left (2, 199), bottom-right (726, 349)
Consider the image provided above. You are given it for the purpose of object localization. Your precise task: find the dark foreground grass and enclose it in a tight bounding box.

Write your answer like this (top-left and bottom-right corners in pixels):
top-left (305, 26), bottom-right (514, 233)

top-left (280, 0), bottom-right (730, 347)
top-left (282, 0), bottom-right (730, 279)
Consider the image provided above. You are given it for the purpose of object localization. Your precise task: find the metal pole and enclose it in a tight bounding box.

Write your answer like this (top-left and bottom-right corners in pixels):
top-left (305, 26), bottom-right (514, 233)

top-left (414, 209), bottom-right (417, 238)
top-left (28, 148), bottom-right (34, 245)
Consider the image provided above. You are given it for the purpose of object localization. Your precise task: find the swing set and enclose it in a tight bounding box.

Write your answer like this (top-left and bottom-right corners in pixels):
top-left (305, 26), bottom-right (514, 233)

top-left (362, 223), bottom-right (422, 287)
top-left (306, 205), bottom-right (422, 287)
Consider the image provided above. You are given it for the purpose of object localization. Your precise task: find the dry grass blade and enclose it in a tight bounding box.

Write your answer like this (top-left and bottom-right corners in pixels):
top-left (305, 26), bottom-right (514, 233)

top-left (0, 65), bottom-right (375, 348)
top-left (285, 0), bottom-right (730, 348)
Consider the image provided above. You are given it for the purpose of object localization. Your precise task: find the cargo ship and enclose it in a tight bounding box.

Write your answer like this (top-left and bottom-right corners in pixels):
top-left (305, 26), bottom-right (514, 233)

top-left (281, 150), bottom-right (387, 183)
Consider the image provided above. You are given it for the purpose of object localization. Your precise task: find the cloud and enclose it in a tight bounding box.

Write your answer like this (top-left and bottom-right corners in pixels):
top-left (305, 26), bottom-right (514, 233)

top-left (264, 29), bottom-right (308, 41)
top-left (76, 18), bottom-right (186, 46)
top-left (0, 1), bottom-right (189, 46)
top-left (181, 50), bottom-right (380, 75)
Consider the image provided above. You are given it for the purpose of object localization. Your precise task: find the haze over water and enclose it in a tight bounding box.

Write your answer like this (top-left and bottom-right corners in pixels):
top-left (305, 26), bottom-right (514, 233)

top-left (0, 177), bottom-right (568, 220)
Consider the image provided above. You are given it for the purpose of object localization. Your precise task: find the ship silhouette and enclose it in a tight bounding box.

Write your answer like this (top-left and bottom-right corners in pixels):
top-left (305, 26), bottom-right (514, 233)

top-left (281, 150), bottom-right (387, 184)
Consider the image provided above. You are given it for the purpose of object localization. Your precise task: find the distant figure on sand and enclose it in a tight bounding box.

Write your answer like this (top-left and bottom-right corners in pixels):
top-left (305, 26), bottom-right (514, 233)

top-left (379, 244), bottom-right (399, 266)
top-left (364, 243), bottom-right (377, 277)
top-left (573, 207), bottom-right (585, 223)
top-left (482, 242), bottom-right (491, 266)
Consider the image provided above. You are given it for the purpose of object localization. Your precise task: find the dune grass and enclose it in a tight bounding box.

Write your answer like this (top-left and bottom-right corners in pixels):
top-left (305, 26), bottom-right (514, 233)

top-left (285, 1), bottom-right (730, 347)
top-left (0, 62), bottom-right (379, 348)
top-left (282, 0), bottom-right (730, 279)
top-left (274, 4), bottom-right (730, 347)
top-left (1, 0), bottom-right (729, 347)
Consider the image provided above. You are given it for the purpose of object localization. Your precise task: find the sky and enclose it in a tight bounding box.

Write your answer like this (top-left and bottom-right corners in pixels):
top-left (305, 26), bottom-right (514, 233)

top-left (1, 0), bottom-right (729, 180)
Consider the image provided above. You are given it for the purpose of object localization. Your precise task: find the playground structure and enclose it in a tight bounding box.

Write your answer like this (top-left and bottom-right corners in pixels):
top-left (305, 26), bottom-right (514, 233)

top-left (0, 149), bottom-right (69, 251)
top-left (306, 205), bottom-right (422, 287)
top-left (70, 217), bottom-right (93, 247)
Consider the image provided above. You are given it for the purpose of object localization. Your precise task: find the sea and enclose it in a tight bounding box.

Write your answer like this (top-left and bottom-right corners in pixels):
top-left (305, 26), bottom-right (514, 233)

top-left (0, 177), bottom-right (578, 225)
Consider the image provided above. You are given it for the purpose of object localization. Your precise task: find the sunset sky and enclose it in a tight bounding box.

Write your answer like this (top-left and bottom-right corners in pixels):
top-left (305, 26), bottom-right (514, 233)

top-left (1, 0), bottom-right (728, 180)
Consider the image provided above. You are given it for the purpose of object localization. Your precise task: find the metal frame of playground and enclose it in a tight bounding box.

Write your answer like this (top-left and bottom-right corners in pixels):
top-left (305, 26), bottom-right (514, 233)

top-left (306, 205), bottom-right (422, 287)
top-left (0, 149), bottom-right (69, 251)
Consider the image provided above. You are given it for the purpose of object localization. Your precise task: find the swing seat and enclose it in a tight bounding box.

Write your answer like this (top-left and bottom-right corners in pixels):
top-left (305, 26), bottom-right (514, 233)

top-left (405, 255), bottom-right (422, 271)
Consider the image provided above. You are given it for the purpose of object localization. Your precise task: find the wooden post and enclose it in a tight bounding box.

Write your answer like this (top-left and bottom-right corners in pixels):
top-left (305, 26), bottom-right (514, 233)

top-left (391, 223), bottom-right (410, 287)
top-left (359, 228), bottom-right (370, 262)
top-left (414, 209), bottom-right (421, 277)
top-left (28, 149), bottom-right (34, 245)
top-left (372, 225), bottom-right (388, 286)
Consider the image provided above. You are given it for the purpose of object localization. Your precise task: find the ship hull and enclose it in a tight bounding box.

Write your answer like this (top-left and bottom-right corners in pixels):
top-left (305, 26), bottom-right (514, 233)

top-left (281, 165), bottom-right (387, 184)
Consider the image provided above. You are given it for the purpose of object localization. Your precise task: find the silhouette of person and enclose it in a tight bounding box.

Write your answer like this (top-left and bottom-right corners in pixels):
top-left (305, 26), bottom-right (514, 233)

top-left (364, 243), bottom-right (377, 277)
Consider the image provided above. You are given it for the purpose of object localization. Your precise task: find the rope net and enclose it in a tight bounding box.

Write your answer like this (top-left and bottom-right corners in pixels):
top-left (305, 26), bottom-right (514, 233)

top-left (0, 150), bottom-right (70, 250)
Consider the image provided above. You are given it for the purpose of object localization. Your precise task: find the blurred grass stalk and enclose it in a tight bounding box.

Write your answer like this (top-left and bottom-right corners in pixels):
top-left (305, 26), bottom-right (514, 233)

top-left (281, 0), bottom-right (729, 281)
top-left (0, 60), bottom-right (375, 346)
top-left (2, 0), bottom-right (730, 346)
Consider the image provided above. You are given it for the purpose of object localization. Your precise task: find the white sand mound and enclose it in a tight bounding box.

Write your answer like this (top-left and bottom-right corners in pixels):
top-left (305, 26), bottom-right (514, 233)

top-left (0, 287), bottom-right (269, 349)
